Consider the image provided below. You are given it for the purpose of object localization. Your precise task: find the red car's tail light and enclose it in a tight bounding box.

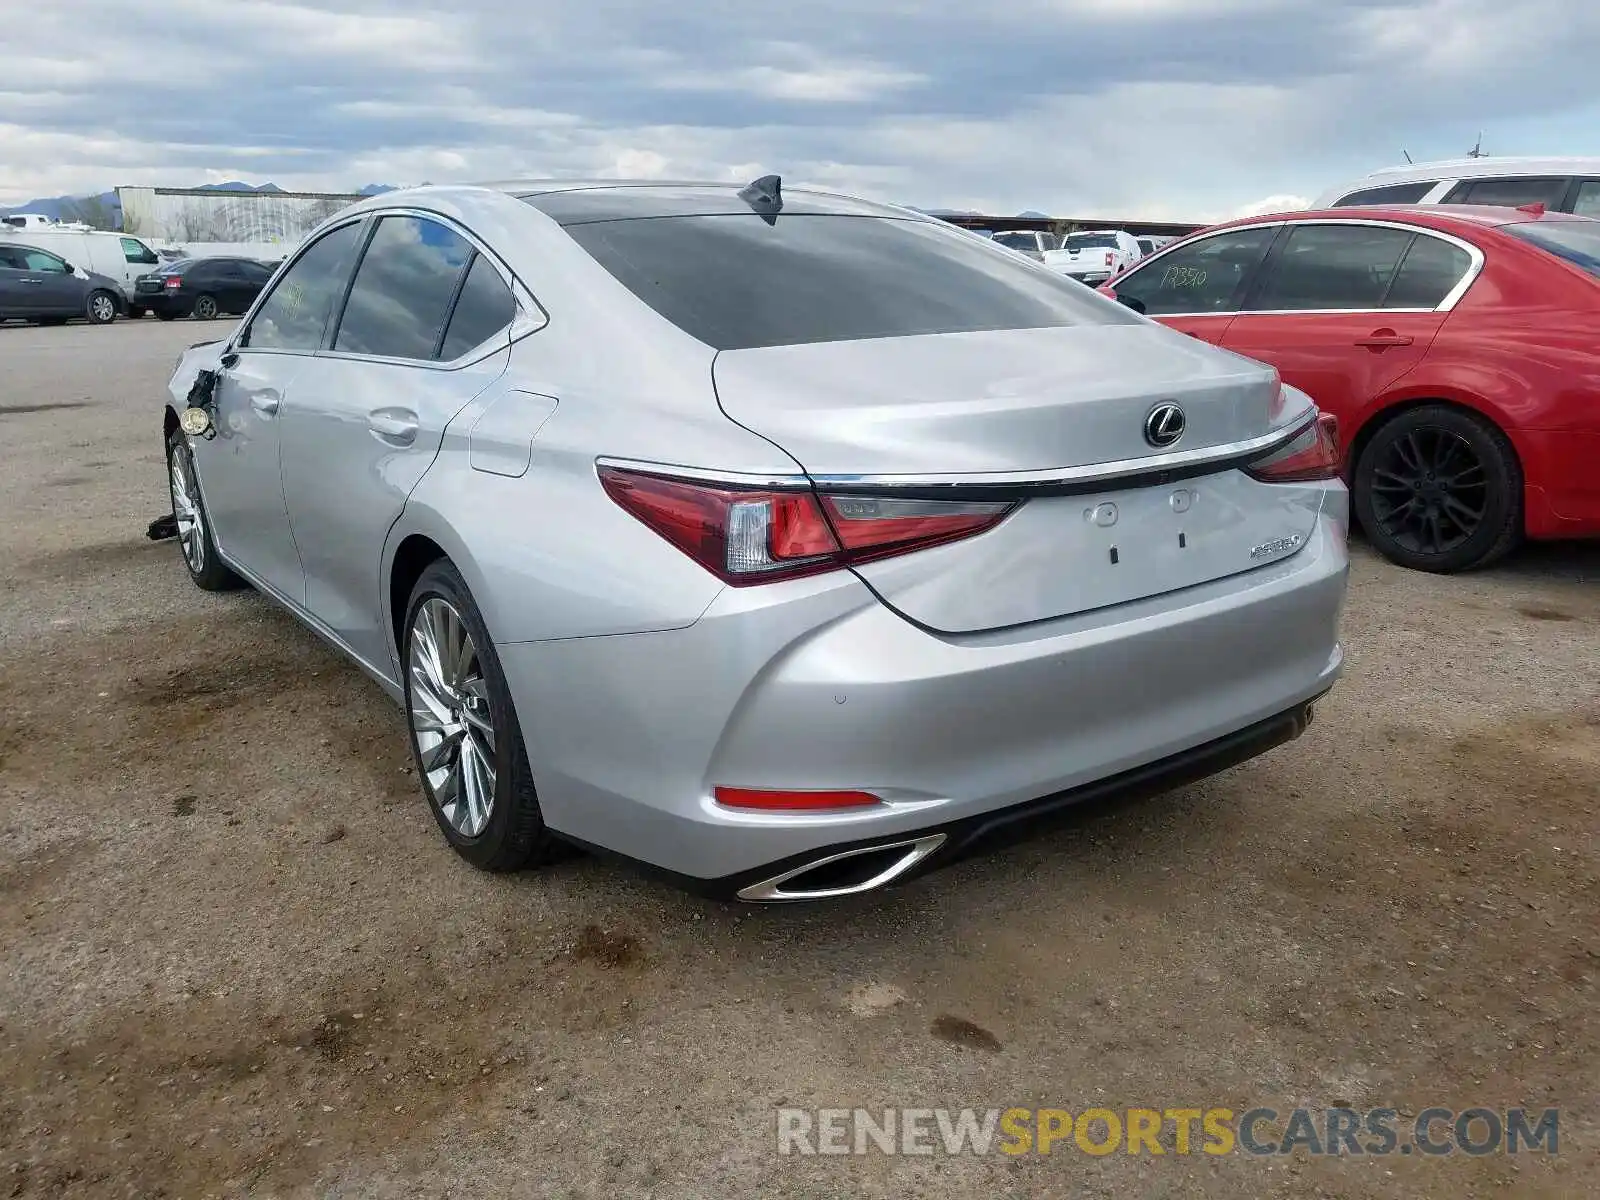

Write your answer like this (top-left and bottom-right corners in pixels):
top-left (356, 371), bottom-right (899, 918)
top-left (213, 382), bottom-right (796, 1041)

top-left (598, 466), bottom-right (1014, 585)
top-left (714, 787), bottom-right (882, 811)
top-left (1245, 413), bottom-right (1341, 483)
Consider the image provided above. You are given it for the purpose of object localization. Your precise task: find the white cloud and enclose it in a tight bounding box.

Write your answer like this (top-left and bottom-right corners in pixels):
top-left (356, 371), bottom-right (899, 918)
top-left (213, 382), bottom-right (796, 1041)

top-left (1, 0), bottom-right (1599, 218)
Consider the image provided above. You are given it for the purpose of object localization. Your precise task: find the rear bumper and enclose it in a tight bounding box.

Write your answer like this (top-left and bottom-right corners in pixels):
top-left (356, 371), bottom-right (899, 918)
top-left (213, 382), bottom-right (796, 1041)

top-left (136, 294), bottom-right (189, 316)
top-left (499, 518), bottom-right (1347, 893)
top-left (1064, 270), bottom-right (1113, 284)
top-left (1516, 429), bottom-right (1600, 539)
top-left (703, 694), bottom-right (1323, 900)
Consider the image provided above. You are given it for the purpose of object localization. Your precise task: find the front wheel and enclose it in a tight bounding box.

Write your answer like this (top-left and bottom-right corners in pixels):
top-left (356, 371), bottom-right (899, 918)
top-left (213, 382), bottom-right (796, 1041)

top-left (1353, 404), bottom-right (1522, 573)
top-left (166, 431), bottom-right (242, 591)
top-left (403, 561), bottom-right (561, 872)
top-left (192, 293), bottom-right (219, 320)
top-left (86, 290), bottom-right (118, 324)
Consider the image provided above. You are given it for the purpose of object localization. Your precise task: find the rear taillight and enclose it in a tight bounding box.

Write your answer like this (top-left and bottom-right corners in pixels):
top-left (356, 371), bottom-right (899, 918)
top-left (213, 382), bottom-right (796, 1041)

top-left (598, 466), bottom-right (1014, 585)
top-left (164, 276), bottom-right (181, 289)
top-left (1104, 252), bottom-right (1115, 267)
top-left (1245, 413), bottom-right (1341, 483)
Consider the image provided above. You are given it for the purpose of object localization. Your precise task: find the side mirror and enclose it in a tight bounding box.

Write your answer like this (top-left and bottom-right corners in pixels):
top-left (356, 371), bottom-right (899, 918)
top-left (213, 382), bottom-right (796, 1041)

top-left (60, 261), bottom-right (75, 273)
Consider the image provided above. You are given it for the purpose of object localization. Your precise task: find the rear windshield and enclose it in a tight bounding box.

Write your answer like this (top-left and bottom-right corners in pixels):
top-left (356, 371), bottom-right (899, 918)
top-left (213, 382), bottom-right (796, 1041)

top-left (559, 214), bottom-right (1126, 350)
top-left (159, 259), bottom-right (195, 275)
top-left (1505, 221), bottom-right (1600, 281)
top-left (1064, 233), bottom-right (1120, 250)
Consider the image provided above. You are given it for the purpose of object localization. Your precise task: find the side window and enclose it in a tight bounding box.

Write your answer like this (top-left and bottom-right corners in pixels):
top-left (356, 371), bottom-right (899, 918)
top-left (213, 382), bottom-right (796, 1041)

top-left (242, 222), bottom-right (363, 352)
top-left (120, 237), bottom-right (158, 265)
top-left (1114, 227), bottom-right (1276, 315)
top-left (1571, 180), bottom-right (1600, 218)
top-left (332, 215), bottom-right (473, 360)
top-left (1442, 177), bottom-right (1569, 208)
top-left (1248, 224), bottom-right (1414, 311)
top-left (21, 249), bottom-right (69, 273)
top-left (439, 255), bottom-right (517, 360)
top-left (1333, 182), bottom-right (1437, 207)
top-left (0, 247), bottom-right (24, 269)
top-left (1384, 236), bottom-right (1473, 308)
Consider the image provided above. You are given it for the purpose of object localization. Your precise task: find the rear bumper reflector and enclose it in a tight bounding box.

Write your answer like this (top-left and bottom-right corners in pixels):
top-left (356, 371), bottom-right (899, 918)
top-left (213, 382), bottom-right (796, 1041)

top-left (713, 787), bottom-right (882, 811)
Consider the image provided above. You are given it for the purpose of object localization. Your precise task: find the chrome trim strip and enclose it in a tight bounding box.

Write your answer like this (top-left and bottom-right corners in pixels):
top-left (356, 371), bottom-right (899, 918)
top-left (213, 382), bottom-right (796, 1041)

top-left (226, 205), bottom-right (547, 360)
top-left (598, 410), bottom-right (1316, 494)
top-left (1116, 218), bottom-right (1485, 319)
top-left (736, 834), bottom-right (947, 902)
top-left (595, 457), bottom-right (813, 489)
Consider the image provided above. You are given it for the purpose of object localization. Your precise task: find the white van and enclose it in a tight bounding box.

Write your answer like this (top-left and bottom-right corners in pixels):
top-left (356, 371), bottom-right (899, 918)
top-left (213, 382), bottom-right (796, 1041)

top-left (0, 225), bottom-right (163, 313)
top-left (1314, 156), bottom-right (1600, 215)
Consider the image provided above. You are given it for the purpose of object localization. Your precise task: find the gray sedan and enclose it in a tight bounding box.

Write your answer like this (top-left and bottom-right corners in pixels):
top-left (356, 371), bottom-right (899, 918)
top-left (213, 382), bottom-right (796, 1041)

top-left (161, 178), bottom-right (1349, 901)
top-left (0, 242), bottom-right (122, 324)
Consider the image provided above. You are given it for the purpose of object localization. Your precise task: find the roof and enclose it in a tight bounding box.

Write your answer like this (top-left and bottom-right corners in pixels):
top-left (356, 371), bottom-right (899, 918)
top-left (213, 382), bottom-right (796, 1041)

top-left (1359, 156), bottom-right (1600, 181)
top-left (1167, 204), bottom-right (1596, 248)
top-left (506, 181), bottom-right (914, 224)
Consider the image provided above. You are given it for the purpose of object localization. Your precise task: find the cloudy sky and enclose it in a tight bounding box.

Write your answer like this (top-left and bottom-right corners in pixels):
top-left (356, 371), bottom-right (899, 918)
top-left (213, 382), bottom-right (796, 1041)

top-left (3, 0), bottom-right (1598, 219)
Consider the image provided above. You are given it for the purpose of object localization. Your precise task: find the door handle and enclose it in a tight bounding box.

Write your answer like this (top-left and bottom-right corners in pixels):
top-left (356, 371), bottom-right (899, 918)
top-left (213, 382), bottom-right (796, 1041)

top-left (250, 392), bottom-right (281, 416)
top-left (20, 278), bottom-right (43, 286)
top-left (367, 408), bottom-right (419, 446)
top-left (1355, 330), bottom-right (1414, 349)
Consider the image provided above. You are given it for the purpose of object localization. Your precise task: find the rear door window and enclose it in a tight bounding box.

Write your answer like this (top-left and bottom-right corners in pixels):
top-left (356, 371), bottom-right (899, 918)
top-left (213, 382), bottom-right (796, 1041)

top-left (438, 255), bottom-right (516, 360)
top-left (1382, 235), bottom-right (1473, 308)
top-left (1570, 180), bottom-right (1600, 218)
top-left (1247, 224), bottom-right (1414, 311)
top-left (1113, 226), bottom-right (1277, 316)
top-left (332, 215), bottom-right (474, 360)
top-left (1332, 182), bottom-right (1437, 207)
top-left (1442, 177), bottom-right (1570, 209)
top-left (242, 221), bottom-right (363, 352)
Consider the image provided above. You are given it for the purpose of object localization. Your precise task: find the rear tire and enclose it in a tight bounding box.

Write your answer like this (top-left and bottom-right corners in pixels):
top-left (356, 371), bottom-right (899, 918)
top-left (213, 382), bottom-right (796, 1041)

top-left (192, 293), bottom-right (219, 320)
top-left (1353, 404), bottom-right (1522, 573)
top-left (86, 290), bottom-right (118, 324)
top-left (402, 560), bottom-right (562, 872)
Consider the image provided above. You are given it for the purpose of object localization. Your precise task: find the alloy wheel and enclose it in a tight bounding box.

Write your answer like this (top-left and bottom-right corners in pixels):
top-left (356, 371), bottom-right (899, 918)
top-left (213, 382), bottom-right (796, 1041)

top-left (194, 295), bottom-right (218, 320)
top-left (408, 597), bottom-right (497, 838)
top-left (168, 444), bottom-right (205, 573)
top-left (90, 293), bottom-right (115, 322)
top-left (1366, 424), bottom-right (1486, 557)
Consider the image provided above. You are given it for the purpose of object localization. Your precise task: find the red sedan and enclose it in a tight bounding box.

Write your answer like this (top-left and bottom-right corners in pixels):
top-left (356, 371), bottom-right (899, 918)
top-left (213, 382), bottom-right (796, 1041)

top-left (1101, 205), bottom-right (1600, 571)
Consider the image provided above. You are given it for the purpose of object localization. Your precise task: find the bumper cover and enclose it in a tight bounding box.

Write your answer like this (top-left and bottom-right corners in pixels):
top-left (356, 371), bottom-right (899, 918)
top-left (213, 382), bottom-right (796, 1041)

top-left (686, 694), bottom-right (1323, 900)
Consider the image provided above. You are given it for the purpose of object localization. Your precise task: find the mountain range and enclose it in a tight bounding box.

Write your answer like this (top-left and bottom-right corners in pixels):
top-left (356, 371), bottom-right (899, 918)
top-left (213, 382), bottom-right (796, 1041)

top-left (0, 181), bottom-right (397, 227)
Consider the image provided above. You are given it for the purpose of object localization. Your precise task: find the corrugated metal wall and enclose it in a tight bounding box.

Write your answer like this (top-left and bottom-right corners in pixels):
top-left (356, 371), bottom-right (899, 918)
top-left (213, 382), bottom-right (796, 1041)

top-left (117, 187), bottom-right (364, 246)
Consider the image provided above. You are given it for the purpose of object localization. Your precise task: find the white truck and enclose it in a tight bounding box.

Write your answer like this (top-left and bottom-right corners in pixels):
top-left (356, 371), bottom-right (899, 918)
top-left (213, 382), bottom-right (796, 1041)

top-left (1043, 229), bottom-right (1144, 284)
top-left (989, 230), bottom-right (1058, 260)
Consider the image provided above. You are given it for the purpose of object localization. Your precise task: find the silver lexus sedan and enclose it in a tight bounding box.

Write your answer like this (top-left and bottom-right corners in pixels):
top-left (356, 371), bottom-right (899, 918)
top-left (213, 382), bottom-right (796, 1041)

top-left (161, 178), bottom-right (1349, 901)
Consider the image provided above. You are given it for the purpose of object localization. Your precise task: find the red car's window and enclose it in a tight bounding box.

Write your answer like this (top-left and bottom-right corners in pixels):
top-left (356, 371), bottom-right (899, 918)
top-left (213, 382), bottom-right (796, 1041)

top-left (1249, 224), bottom-right (1414, 311)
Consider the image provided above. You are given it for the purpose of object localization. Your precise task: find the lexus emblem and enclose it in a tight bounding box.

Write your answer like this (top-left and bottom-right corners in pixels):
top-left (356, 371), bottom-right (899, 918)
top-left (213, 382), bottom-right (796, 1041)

top-left (1143, 403), bottom-right (1186, 448)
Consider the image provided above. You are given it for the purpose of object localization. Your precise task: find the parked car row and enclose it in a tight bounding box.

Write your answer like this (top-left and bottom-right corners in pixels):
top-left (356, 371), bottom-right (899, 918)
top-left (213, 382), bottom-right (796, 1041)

top-left (0, 241), bottom-right (276, 325)
top-left (1100, 200), bottom-right (1600, 572)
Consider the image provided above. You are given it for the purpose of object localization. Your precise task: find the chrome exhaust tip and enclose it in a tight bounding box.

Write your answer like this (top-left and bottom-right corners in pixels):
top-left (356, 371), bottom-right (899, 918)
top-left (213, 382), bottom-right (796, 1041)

top-left (736, 833), bottom-right (947, 902)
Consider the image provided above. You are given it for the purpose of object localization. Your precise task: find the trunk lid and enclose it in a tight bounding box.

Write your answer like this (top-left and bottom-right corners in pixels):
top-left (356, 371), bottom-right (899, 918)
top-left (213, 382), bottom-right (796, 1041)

top-left (712, 323), bottom-right (1323, 632)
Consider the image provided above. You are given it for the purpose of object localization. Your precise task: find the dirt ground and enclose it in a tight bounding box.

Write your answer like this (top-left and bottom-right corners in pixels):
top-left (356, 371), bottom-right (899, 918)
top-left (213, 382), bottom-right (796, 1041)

top-left (1, 318), bottom-right (1597, 1199)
